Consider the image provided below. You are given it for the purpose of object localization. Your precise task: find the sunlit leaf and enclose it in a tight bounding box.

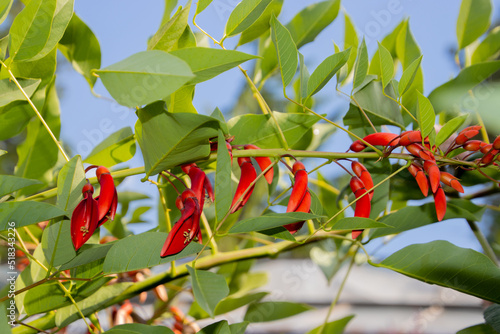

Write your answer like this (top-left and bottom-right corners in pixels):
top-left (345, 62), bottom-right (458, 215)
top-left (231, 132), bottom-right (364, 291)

top-left (456, 0), bottom-right (492, 49)
top-left (306, 48), bottom-right (350, 98)
top-left (435, 114), bottom-right (468, 147)
top-left (224, 0), bottom-right (272, 38)
top-left (270, 14), bottom-right (297, 88)
top-left (237, 0), bottom-right (283, 46)
top-left (352, 39), bottom-right (368, 90)
top-left (147, 1), bottom-right (190, 52)
top-left (187, 266), bottom-right (229, 318)
top-left (0, 201), bottom-right (67, 231)
top-left (84, 127), bottom-right (136, 167)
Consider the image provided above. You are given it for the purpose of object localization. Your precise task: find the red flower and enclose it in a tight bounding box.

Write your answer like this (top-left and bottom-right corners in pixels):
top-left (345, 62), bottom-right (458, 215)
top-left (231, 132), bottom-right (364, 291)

top-left (71, 182), bottom-right (99, 251)
top-left (95, 166), bottom-right (118, 227)
top-left (284, 161), bottom-right (311, 234)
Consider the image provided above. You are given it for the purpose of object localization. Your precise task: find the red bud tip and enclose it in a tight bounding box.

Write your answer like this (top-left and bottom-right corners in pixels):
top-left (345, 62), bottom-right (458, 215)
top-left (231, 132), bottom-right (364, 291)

top-left (96, 166), bottom-right (110, 180)
top-left (292, 161), bottom-right (306, 174)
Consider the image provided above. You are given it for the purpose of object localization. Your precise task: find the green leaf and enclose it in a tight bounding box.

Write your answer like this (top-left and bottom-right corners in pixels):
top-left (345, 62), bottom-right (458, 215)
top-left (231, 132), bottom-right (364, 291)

top-left (56, 283), bottom-right (132, 327)
top-left (270, 14), bottom-right (298, 88)
top-left (198, 320), bottom-right (230, 334)
top-left (94, 51), bottom-right (194, 107)
top-left (215, 129), bottom-right (232, 224)
top-left (306, 48), bottom-right (351, 98)
top-left (328, 217), bottom-right (392, 231)
top-left (0, 102), bottom-right (32, 141)
top-left (0, 175), bottom-right (42, 198)
top-left (244, 301), bottom-right (313, 322)
top-left (147, 1), bottom-right (190, 52)
top-left (378, 42), bottom-right (394, 89)
top-left (102, 232), bottom-right (204, 274)
top-left (58, 14), bottom-right (101, 88)
top-left (215, 292), bottom-right (268, 316)
top-left (341, 12), bottom-right (359, 83)
top-left (0, 0), bottom-right (12, 26)
top-left (15, 79), bottom-right (59, 189)
top-left (135, 101), bottom-right (220, 178)
top-left (398, 55), bottom-right (422, 96)
top-left (237, 0), bottom-right (283, 46)
top-left (8, 0), bottom-right (57, 61)
top-left (343, 79), bottom-right (404, 129)
top-left (196, 0), bottom-right (213, 15)
top-left (210, 107), bottom-right (229, 135)
top-left (310, 239), bottom-right (342, 282)
top-left (229, 212), bottom-right (323, 234)
top-left (23, 281), bottom-right (69, 315)
top-left (471, 27), bottom-right (500, 64)
top-left (164, 84), bottom-right (197, 114)
top-left (15, 245), bottom-right (48, 314)
top-left (228, 112), bottom-right (321, 149)
top-left (0, 301), bottom-right (12, 334)
top-left (104, 324), bottom-right (174, 334)
top-left (84, 127), bottom-right (136, 166)
top-left (416, 92), bottom-right (435, 140)
top-left (0, 201), bottom-right (67, 231)
top-left (484, 304), bottom-right (500, 333)
top-left (224, 0), bottom-right (272, 38)
top-left (352, 38), bottom-right (368, 90)
top-left (428, 61), bottom-right (500, 113)
top-left (457, 324), bottom-right (497, 334)
top-left (298, 52), bottom-right (309, 102)
top-left (42, 219), bottom-right (76, 267)
top-left (371, 200), bottom-right (485, 239)
top-left (396, 20), bottom-right (421, 69)
top-left (0, 78), bottom-right (40, 107)
top-left (374, 240), bottom-right (500, 304)
top-left (187, 266), bottom-right (229, 318)
top-left (287, 0), bottom-right (340, 49)
top-left (307, 315), bottom-right (355, 334)
top-left (169, 47), bottom-right (258, 84)
top-left (56, 155), bottom-right (86, 213)
top-left (229, 322), bottom-right (250, 334)
top-left (60, 242), bottom-right (114, 270)
top-left (435, 114), bottom-right (468, 147)
top-left (161, 0), bottom-right (179, 25)
top-left (456, 0), bottom-right (492, 49)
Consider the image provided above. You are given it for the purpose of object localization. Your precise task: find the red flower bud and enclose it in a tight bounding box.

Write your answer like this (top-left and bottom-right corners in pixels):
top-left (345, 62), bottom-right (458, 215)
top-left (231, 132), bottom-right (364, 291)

top-left (244, 144), bottom-right (274, 184)
top-left (350, 176), bottom-right (371, 239)
top-left (351, 161), bottom-right (374, 200)
top-left (230, 157), bottom-right (257, 213)
top-left (95, 166), bottom-right (118, 227)
top-left (408, 163), bottom-right (429, 197)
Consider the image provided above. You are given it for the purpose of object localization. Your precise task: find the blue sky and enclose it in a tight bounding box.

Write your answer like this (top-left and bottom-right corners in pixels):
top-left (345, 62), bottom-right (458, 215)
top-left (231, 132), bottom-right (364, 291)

top-left (57, 0), bottom-right (500, 257)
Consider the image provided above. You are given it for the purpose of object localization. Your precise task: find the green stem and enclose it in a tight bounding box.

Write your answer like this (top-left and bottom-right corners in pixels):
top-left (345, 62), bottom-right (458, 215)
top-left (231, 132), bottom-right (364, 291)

top-left (0, 61), bottom-right (70, 162)
top-left (467, 220), bottom-right (498, 266)
top-left (12, 232), bottom-right (337, 334)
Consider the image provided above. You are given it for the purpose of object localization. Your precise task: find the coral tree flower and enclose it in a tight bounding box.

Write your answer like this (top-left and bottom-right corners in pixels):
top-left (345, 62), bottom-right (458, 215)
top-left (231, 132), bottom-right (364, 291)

top-left (71, 181), bottom-right (99, 251)
top-left (284, 161), bottom-right (311, 234)
top-left (95, 166), bottom-right (118, 227)
top-left (161, 189), bottom-right (201, 257)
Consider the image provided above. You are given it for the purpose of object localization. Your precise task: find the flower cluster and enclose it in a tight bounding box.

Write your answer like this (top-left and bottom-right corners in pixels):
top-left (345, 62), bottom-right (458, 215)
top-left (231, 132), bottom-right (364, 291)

top-left (71, 166), bottom-right (117, 251)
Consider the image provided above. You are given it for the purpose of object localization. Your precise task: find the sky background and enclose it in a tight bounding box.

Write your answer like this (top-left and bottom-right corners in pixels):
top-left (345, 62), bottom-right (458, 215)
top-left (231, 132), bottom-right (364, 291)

top-left (56, 0), bottom-right (500, 258)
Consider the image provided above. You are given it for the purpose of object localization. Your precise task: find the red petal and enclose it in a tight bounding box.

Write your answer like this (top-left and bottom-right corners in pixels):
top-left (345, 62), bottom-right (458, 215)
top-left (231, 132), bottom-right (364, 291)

top-left (286, 169), bottom-right (308, 212)
top-left (351, 162), bottom-right (374, 200)
top-left (284, 191), bottom-right (311, 234)
top-left (71, 196), bottom-right (98, 251)
top-left (423, 160), bottom-right (440, 194)
top-left (97, 173), bottom-right (116, 222)
top-left (230, 159), bottom-right (257, 213)
top-left (433, 186), bottom-right (447, 221)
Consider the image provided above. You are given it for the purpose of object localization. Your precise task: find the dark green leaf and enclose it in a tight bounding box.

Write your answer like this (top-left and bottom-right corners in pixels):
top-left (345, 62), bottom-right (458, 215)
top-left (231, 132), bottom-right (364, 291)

top-left (228, 112), bottom-right (321, 149)
top-left (147, 1), bottom-right (190, 52)
top-left (41, 219), bottom-right (76, 267)
top-left (0, 78), bottom-right (40, 107)
top-left (60, 242), bottom-right (115, 270)
top-left (237, 0), bottom-right (283, 46)
top-left (0, 201), bottom-right (67, 231)
top-left (306, 48), bottom-right (351, 98)
top-left (456, 0), bottom-right (492, 49)
top-left (435, 114), bottom-right (468, 147)
top-left (457, 324), bottom-right (497, 334)
top-left (328, 217), bottom-right (392, 231)
top-left (0, 301), bottom-right (12, 334)
top-left (104, 323), bottom-right (174, 334)
top-left (94, 51), bottom-right (194, 107)
top-left (343, 80), bottom-right (404, 129)
top-left (84, 127), bottom-right (136, 166)
top-left (307, 315), bottom-right (355, 334)
top-left (374, 240), bottom-right (500, 304)
top-left (229, 212), bottom-right (323, 233)
top-left (135, 101), bottom-right (220, 178)
top-left (244, 301), bottom-right (313, 322)
top-left (56, 155), bottom-right (86, 213)
top-left (59, 14), bottom-right (101, 87)
top-left (215, 129), bottom-right (232, 224)
top-left (428, 61), bottom-right (500, 113)
top-left (7, 48), bottom-right (57, 86)
top-left (224, 0), bottom-right (272, 38)
top-left (371, 200), bottom-right (484, 239)
top-left (0, 102), bottom-right (32, 141)
top-left (187, 266), bottom-right (229, 318)
top-left (198, 320), bottom-right (230, 334)
top-left (229, 322), bottom-right (249, 334)
top-left (102, 232), bottom-right (204, 274)
top-left (169, 47), bottom-right (258, 84)
top-left (0, 175), bottom-right (41, 198)
top-left (24, 281), bottom-right (69, 315)
top-left (271, 14), bottom-right (297, 88)
top-left (484, 304), bottom-right (500, 333)
top-left (352, 39), bottom-right (368, 90)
